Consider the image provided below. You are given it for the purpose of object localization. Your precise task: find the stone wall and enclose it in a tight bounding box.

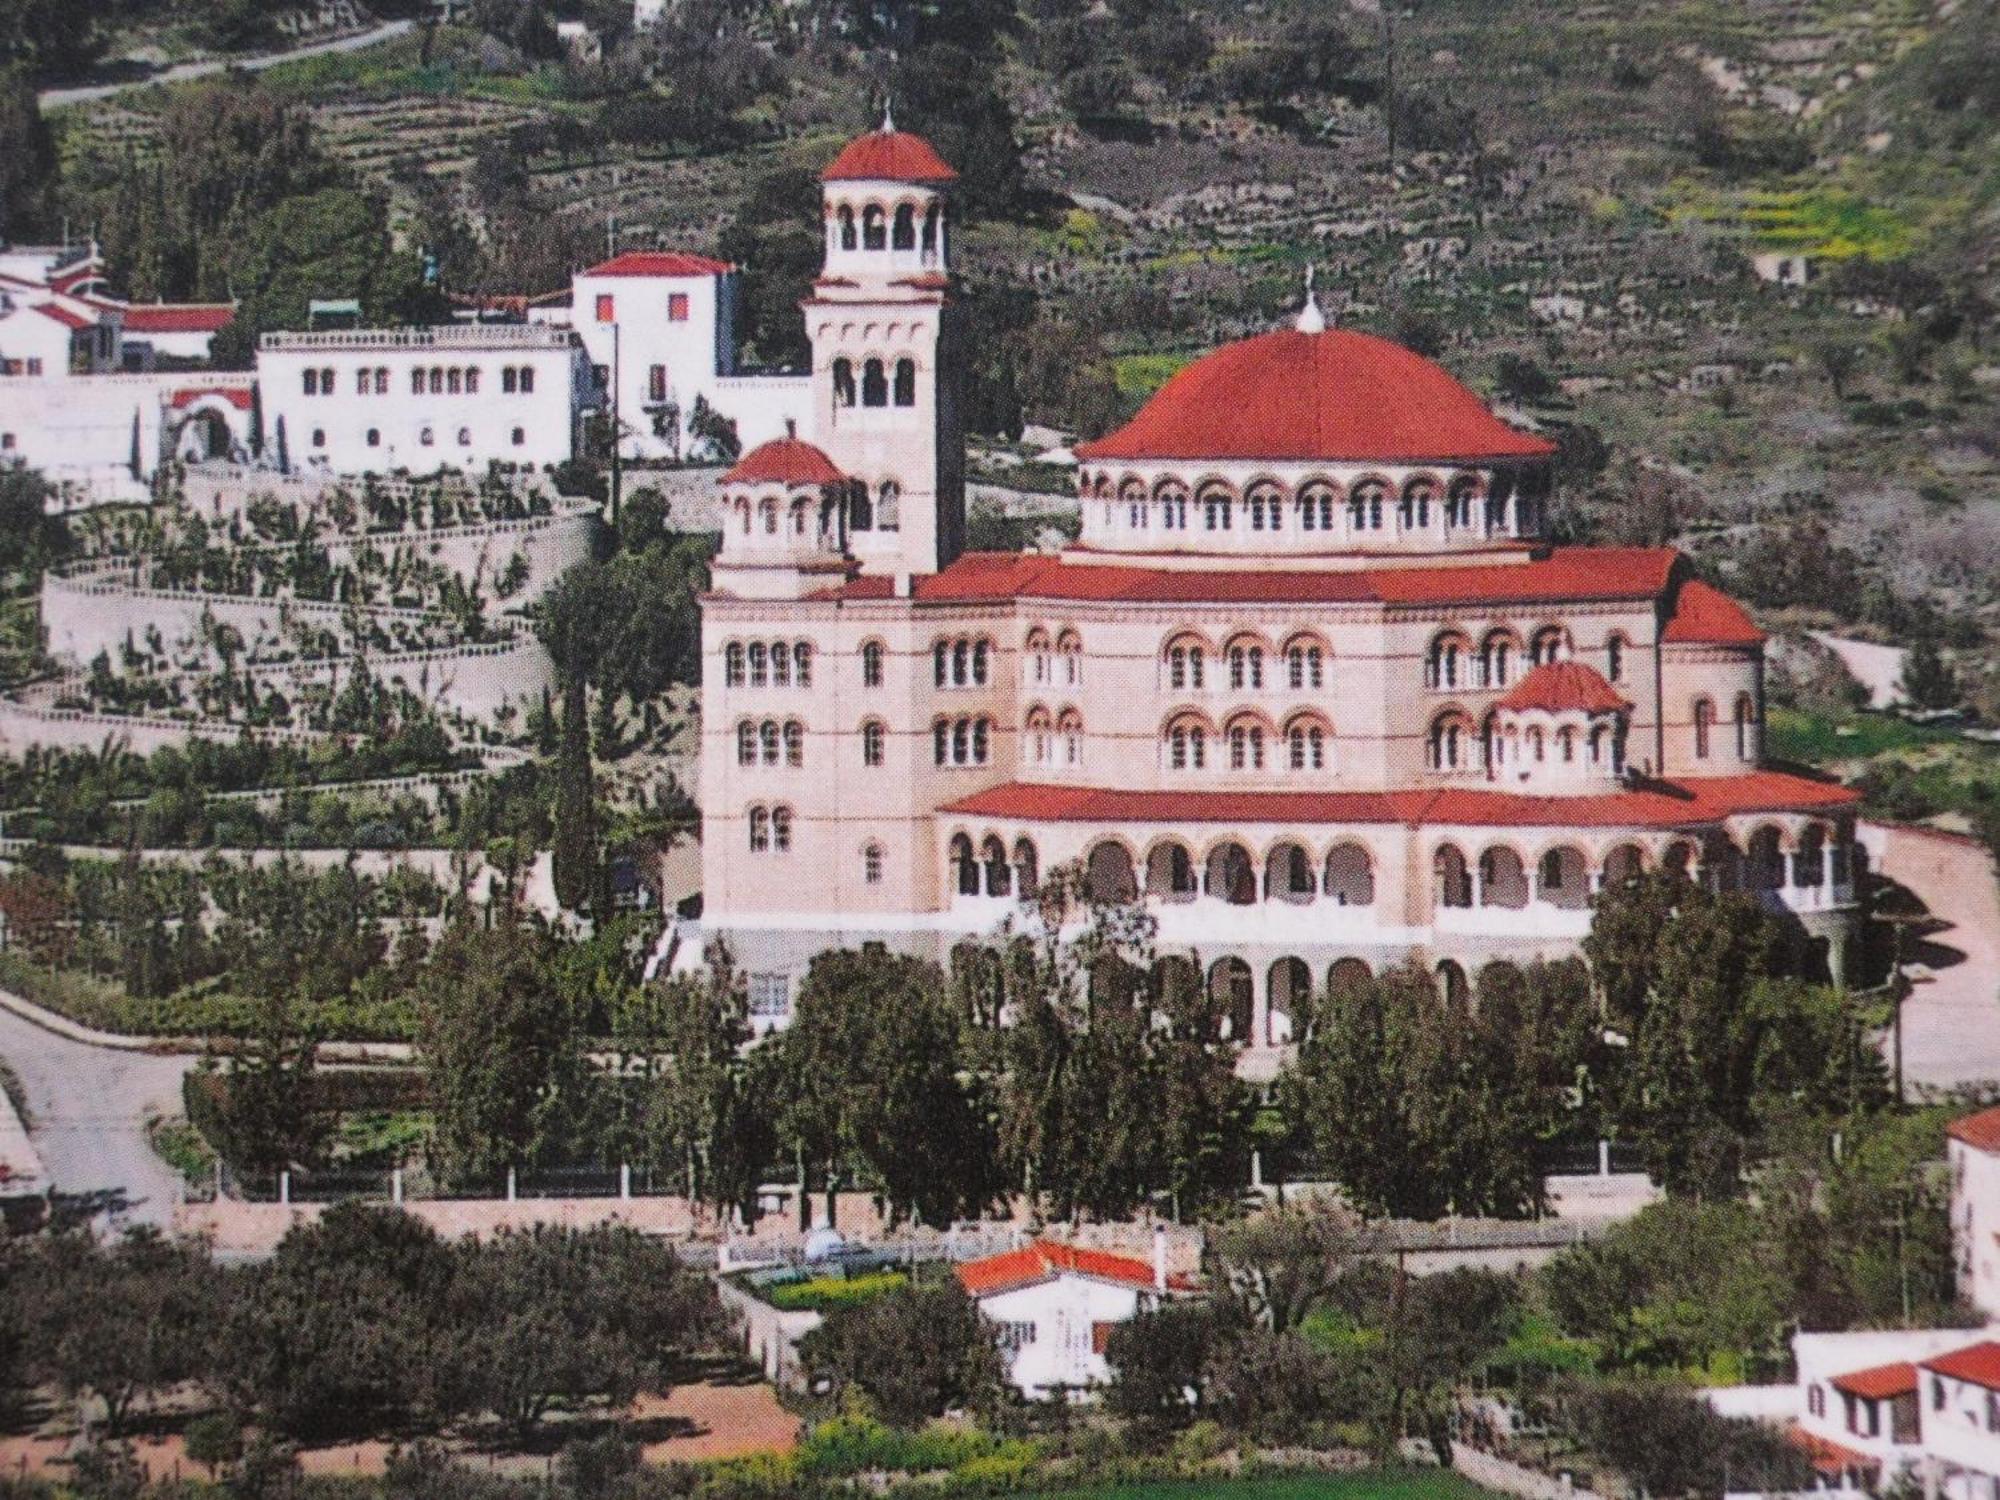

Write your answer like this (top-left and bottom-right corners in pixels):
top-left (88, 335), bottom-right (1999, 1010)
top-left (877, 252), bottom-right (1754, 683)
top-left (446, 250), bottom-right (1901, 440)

top-left (0, 699), bottom-right (330, 755)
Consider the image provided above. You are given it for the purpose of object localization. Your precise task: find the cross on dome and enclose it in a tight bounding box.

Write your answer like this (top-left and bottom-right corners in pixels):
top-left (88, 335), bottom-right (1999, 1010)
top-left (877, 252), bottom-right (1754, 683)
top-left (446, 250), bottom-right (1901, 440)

top-left (880, 99), bottom-right (894, 133)
top-left (1295, 265), bottom-right (1326, 334)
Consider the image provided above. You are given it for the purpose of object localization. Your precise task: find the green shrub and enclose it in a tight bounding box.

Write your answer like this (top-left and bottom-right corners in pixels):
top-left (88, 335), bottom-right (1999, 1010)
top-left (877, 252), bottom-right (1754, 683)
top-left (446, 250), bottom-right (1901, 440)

top-left (796, 1413), bottom-right (1033, 1477)
top-left (764, 1269), bottom-right (909, 1312)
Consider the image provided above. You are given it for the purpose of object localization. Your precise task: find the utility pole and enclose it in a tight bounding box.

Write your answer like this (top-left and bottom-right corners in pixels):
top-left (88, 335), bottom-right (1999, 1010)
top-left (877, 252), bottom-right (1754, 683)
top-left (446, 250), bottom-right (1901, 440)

top-left (610, 320), bottom-right (623, 530)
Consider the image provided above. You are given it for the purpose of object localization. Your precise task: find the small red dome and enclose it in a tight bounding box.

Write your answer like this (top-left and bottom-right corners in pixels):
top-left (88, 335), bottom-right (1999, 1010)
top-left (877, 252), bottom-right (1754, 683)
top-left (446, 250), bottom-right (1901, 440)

top-left (822, 128), bottom-right (958, 184)
top-left (721, 438), bottom-right (846, 489)
top-left (1074, 328), bottom-right (1556, 466)
top-left (1497, 661), bottom-right (1630, 716)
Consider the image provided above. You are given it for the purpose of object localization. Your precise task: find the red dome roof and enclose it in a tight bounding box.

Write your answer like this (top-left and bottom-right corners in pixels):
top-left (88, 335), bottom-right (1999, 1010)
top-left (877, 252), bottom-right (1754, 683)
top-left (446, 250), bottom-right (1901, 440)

top-left (822, 128), bottom-right (958, 184)
top-left (1074, 328), bottom-right (1557, 465)
top-left (1497, 661), bottom-right (1631, 716)
top-left (721, 438), bottom-right (846, 489)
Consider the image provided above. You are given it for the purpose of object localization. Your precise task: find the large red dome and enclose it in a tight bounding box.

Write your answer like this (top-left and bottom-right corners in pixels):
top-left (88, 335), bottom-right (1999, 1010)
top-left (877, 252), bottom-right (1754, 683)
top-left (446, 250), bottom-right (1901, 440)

top-left (1074, 328), bottom-right (1556, 466)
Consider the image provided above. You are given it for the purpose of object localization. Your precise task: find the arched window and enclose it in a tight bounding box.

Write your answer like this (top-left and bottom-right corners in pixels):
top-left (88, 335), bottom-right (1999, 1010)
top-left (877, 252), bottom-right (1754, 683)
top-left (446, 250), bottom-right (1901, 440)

top-left (922, 202), bottom-right (941, 255)
top-left (760, 500), bottom-right (779, 535)
top-left (891, 358), bottom-right (916, 407)
top-left (1429, 712), bottom-right (1473, 771)
top-left (1694, 697), bottom-right (1715, 759)
top-left (1735, 693), bottom-right (1757, 759)
top-left (1228, 643), bottom-right (1264, 691)
top-left (1427, 632), bottom-right (1469, 690)
top-left (794, 642), bottom-right (812, 687)
top-left (1057, 631), bottom-right (1082, 687)
top-left (1059, 709), bottom-right (1082, 767)
top-left (1399, 479), bottom-right (1437, 532)
top-left (933, 640), bottom-right (950, 687)
top-left (1155, 482), bottom-right (1188, 530)
top-left (1167, 638), bottom-right (1206, 691)
top-left (1286, 718), bottom-right (1327, 770)
top-left (1166, 717), bottom-right (1207, 771)
top-left (950, 833), bottom-right (978, 895)
top-left (760, 720), bottom-right (780, 765)
top-left (1148, 842), bottom-right (1198, 899)
top-left (748, 642), bottom-right (768, 687)
top-left (1201, 485), bottom-right (1234, 531)
top-left (861, 359), bottom-right (887, 407)
top-left (1012, 838), bottom-right (1038, 895)
top-left (832, 358), bottom-right (856, 408)
top-left (1325, 843), bottom-right (1374, 906)
top-left (848, 480), bottom-right (872, 532)
top-left (1349, 480), bottom-right (1386, 532)
top-left (837, 206), bottom-right (856, 250)
top-left (1434, 844), bottom-right (1471, 908)
top-left (933, 718), bottom-right (949, 765)
top-left (1447, 475), bottom-right (1481, 529)
top-left (1480, 631), bottom-right (1516, 689)
top-left (1605, 633), bottom-right (1627, 683)
top-left (952, 718), bottom-right (970, 765)
top-left (1285, 641), bottom-right (1324, 690)
top-left (1531, 625), bottom-right (1569, 666)
top-left (972, 717), bottom-right (990, 764)
top-left (981, 836), bottom-right (1011, 896)
top-left (771, 641), bottom-right (791, 687)
top-left (892, 203), bottom-right (917, 251)
top-left (972, 639), bottom-right (990, 685)
top-left (862, 204), bottom-right (886, 250)
top-left (736, 721), bottom-right (756, 765)
top-left (863, 842), bottom-right (883, 884)
top-left (952, 639), bottom-right (970, 687)
top-left (1226, 719), bottom-right (1266, 770)
top-left (1247, 485), bottom-right (1284, 532)
top-left (748, 806), bottom-right (769, 851)
top-left (1025, 708), bottom-right (1052, 766)
top-left (861, 641), bottom-right (884, 688)
top-left (783, 720), bottom-right (804, 767)
top-left (861, 719), bottom-right (884, 766)
top-left (724, 642), bottom-right (744, 686)
top-left (1299, 483), bottom-right (1336, 532)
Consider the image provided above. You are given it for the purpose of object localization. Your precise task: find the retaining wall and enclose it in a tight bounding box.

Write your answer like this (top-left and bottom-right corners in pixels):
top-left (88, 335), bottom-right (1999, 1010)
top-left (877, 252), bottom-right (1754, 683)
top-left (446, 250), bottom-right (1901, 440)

top-left (0, 699), bottom-right (330, 755)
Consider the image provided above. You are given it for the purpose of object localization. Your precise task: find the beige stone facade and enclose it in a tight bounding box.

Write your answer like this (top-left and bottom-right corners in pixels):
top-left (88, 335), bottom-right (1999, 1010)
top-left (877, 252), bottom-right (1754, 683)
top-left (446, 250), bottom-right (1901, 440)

top-left (687, 128), bottom-right (1862, 1054)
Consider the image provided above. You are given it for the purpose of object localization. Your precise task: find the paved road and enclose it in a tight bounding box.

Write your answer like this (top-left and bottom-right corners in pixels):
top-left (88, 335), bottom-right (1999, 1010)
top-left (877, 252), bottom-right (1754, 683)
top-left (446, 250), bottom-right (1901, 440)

top-left (0, 998), bottom-right (192, 1232)
top-left (1872, 823), bottom-right (2000, 1091)
top-left (40, 20), bottom-right (416, 109)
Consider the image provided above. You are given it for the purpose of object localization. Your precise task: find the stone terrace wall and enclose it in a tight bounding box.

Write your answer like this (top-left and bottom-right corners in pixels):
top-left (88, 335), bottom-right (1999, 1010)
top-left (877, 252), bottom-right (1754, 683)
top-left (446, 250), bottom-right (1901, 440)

top-left (0, 699), bottom-right (330, 755)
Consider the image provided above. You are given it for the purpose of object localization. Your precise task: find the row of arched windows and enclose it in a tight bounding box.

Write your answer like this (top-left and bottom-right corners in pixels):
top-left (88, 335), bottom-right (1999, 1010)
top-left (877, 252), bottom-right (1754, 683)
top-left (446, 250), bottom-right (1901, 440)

top-left (934, 636), bottom-right (992, 688)
top-left (1163, 712), bottom-right (1334, 773)
top-left (948, 834), bottom-right (1039, 899)
top-left (1088, 472), bottom-right (1524, 538)
top-left (736, 719), bottom-right (804, 768)
top-left (1164, 636), bottom-right (1325, 692)
top-left (1427, 711), bottom-right (1626, 774)
top-left (833, 200), bottom-right (943, 255)
top-left (1023, 707), bottom-right (1083, 768)
top-left (933, 716), bottom-right (992, 767)
top-left (746, 804), bottom-right (792, 852)
top-left (723, 640), bottom-right (814, 689)
top-left (1024, 629), bottom-right (1083, 688)
top-left (1425, 626), bottom-right (1588, 690)
top-left (1076, 839), bottom-right (1376, 909)
top-left (831, 357), bottom-right (918, 409)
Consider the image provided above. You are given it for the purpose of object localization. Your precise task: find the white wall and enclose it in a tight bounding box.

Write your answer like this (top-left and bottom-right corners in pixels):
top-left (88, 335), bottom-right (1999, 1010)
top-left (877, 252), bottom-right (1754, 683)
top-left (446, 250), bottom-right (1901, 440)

top-left (258, 327), bottom-right (584, 475)
top-left (1955, 1140), bottom-right (2000, 1319)
top-left (976, 1275), bottom-right (1153, 1397)
top-left (572, 269), bottom-right (729, 461)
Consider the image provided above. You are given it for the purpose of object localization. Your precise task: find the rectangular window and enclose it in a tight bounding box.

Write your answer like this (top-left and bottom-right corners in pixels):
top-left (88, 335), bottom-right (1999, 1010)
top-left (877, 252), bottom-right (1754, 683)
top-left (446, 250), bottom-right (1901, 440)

top-left (649, 364), bottom-right (667, 402)
top-left (303, 369), bottom-right (318, 396)
top-left (747, 973), bottom-right (791, 1018)
top-left (24, 358), bottom-right (41, 376)
top-left (411, 369), bottom-right (425, 395)
top-left (356, 369), bottom-right (371, 394)
top-left (595, 294), bottom-right (615, 323)
top-left (519, 366), bottom-right (535, 394)
top-left (668, 292), bottom-right (690, 322)
top-left (996, 1322), bottom-right (1035, 1355)
top-left (502, 366), bottom-right (517, 394)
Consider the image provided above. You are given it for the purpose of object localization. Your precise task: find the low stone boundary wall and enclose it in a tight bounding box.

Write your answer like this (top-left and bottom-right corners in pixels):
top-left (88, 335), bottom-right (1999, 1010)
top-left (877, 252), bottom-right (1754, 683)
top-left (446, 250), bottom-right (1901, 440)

top-left (0, 697), bottom-right (331, 754)
top-left (1453, 1445), bottom-right (1604, 1500)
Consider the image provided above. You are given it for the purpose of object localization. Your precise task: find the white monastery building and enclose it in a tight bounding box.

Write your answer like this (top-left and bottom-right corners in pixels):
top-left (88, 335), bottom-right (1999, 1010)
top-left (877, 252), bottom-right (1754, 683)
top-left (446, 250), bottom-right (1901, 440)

top-left (687, 123), bottom-right (1864, 1054)
top-left (956, 1235), bottom-right (1195, 1398)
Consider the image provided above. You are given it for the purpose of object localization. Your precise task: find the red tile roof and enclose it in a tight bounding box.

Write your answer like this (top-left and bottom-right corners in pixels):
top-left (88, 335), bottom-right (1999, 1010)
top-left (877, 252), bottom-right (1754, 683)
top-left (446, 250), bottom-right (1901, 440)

top-left (956, 1239), bottom-right (1192, 1297)
top-left (1924, 1342), bottom-right (2000, 1391)
top-left (822, 127), bottom-right (958, 184)
top-left (1497, 661), bottom-right (1631, 715)
top-left (1787, 1426), bottom-right (1880, 1476)
top-left (819, 547), bottom-right (1682, 609)
top-left (1832, 1362), bottom-right (1919, 1400)
top-left (1074, 328), bottom-right (1556, 465)
top-left (893, 273), bottom-right (952, 290)
top-left (28, 301), bottom-right (93, 331)
top-left (115, 302), bottom-right (235, 334)
top-left (941, 771), bottom-right (1857, 831)
top-left (1664, 578), bottom-right (1764, 645)
top-left (721, 438), bottom-right (846, 489)
top-left (169, 385), bottom-right (254, 411)
top-left (582, 251), bottom-right (732, 278)
top-left (1949, 1106), bottom-right (2000, 1153)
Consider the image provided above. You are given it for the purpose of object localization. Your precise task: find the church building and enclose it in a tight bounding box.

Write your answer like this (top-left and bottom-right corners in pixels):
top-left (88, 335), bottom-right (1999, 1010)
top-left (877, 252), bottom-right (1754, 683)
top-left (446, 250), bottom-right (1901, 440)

top-left (689, 124), bottom-right (1861, 1065)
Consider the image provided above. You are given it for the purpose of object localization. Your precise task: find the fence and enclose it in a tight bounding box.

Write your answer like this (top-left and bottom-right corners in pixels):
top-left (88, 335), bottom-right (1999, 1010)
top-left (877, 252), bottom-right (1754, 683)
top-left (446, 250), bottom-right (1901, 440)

top-left (218, 1160), bottom-right (682, 1206)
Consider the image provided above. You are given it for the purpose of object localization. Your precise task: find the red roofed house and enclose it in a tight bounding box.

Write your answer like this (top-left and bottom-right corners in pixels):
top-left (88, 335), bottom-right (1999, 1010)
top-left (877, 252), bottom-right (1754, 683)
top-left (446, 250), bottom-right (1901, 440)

top-left (570, 246), bottom-right (809, 462)
top-left (1920, 1341), bottom-right (2000, 1494)
top-left (1950, 1105), bottom-right (2000, 1320)
top-left (682, 127), bottom-right (1862, 1048)
top-left (956, 1232), bottom-right (1194, 1397)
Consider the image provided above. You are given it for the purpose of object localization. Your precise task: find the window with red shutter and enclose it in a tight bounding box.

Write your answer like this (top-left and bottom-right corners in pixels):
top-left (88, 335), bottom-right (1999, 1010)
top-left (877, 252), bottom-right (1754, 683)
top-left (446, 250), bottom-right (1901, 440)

top-left (668, 293), bottom-right (689, 322)
top-left (595, 294), bottom-right (615, 323)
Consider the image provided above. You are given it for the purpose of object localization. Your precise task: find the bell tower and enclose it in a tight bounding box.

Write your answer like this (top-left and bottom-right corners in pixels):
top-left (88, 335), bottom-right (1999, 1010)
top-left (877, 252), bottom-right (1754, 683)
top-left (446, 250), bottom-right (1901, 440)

top-left (805, 117), bottom-right (964, 579)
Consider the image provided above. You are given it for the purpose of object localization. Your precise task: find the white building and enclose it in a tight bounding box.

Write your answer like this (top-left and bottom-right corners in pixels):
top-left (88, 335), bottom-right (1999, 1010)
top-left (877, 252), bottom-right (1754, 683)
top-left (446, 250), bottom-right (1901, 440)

top-left (1952, 1107), bottom-right (2000, 1321)
top-left (256, 323), bottom-right (589, 475)
top-left (568, 251), bottom-right (808, 461)
top-left (955, 1235), bottom-right (1196, 1398)
top-left (1920, 1342), bottom-right (2000, 1500)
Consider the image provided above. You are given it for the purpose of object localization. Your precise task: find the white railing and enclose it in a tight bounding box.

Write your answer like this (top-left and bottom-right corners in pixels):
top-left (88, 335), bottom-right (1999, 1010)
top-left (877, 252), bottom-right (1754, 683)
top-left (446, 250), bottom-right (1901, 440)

top-left (260, 324), bottom-right (578, 353)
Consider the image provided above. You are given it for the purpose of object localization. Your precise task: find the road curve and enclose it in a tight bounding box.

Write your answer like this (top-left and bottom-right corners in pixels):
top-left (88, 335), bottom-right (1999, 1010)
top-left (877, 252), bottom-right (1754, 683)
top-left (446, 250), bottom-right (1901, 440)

top-left (0, 996), bottom-right (193, 1232)
top-left (40, 20), bottom-right (416, 110)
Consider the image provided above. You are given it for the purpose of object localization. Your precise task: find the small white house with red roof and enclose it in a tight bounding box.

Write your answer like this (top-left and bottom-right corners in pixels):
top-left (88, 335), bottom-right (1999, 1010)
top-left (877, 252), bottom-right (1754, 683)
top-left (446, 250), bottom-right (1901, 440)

top-left (569, 249), bottom-right (809, 462)
top-left (955, 1234), bottom-right (1198, 1398)
top-left (1951, 1105), bottom-right (2000, 1321)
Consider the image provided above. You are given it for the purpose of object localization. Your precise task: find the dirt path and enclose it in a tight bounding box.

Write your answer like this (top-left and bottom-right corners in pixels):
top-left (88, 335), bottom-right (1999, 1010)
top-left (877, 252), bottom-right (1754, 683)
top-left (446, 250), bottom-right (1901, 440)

top-left (39, 21), bottom-right (415, 110)
top-left (1871, 822), bottom-right (2000, 1091)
